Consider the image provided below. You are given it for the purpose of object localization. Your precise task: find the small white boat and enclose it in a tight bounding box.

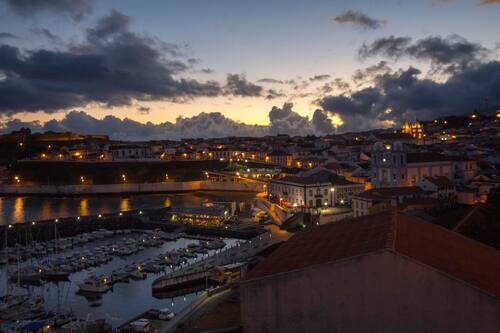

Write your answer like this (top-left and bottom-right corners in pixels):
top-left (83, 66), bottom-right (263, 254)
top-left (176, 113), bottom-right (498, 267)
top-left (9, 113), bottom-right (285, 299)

top-left (158, 308), bottom-right (175, 320)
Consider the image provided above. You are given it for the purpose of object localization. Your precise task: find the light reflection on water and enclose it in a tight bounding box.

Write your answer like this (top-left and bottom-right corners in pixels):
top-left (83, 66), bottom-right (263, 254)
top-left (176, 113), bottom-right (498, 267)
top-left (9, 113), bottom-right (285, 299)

top-left (13, 197), bottom-right (25, 223)
top-left (0, 236), bottom-right (240, 328)
top-left (0, 191), bottom-right (257, 225)
top-left (0, 192), bottom-right (255, 327)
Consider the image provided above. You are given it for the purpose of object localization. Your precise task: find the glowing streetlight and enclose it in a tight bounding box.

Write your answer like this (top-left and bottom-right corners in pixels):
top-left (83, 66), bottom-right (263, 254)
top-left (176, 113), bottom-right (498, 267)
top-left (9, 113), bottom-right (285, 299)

top-left (14, 175), bottom-right (20, 184)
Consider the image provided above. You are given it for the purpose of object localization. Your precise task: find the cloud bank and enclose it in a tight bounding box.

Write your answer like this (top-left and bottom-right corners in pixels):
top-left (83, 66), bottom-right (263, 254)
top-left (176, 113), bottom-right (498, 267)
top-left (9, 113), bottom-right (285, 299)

top-left (1, 103), bottom-right (336, 140)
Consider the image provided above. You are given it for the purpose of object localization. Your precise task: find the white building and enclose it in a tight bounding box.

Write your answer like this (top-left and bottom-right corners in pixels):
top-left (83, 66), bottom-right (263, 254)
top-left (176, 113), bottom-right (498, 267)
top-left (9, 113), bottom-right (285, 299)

top-left (352, 186), bottom-right (426, 217)
top-left (371, 141), bottom-right (476, 188)
top-left (270, 170), bottom-right (364, 208)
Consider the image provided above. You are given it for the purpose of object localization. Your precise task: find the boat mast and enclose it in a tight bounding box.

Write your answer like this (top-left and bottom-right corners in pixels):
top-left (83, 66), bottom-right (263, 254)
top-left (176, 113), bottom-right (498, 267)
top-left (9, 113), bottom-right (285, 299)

top-left (4, 226), bottom-right (9, 295)
top-left (55, 220), bottom-right (58, 256)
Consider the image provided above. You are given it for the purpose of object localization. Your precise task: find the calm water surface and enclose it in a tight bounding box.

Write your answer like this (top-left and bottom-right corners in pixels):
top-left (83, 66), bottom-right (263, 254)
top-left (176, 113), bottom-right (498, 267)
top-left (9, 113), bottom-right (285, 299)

top-left (0, 191), bottom-right (257, 225)
top-left (0, 191), bottom-right (255, 326)
top-left (1, 236), bottom-right (240, 327)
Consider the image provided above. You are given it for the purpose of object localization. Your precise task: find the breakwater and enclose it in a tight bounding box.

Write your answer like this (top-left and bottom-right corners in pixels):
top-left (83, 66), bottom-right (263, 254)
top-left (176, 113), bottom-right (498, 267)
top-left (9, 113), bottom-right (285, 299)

top-left (0, 207), bottom-right (266, 248)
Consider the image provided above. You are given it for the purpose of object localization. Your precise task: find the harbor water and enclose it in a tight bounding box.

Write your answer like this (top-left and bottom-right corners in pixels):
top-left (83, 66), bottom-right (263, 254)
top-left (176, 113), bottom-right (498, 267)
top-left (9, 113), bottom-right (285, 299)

top-left (0, 233), bottom-right (240, 328)
top-left (0, 191), bottom-right (256, 327)
top-left (0, 191), bottom-right (257, 225)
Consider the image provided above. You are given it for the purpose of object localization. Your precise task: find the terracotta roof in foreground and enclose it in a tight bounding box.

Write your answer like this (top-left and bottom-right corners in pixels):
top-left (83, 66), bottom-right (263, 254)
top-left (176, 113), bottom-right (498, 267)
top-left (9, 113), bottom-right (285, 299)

top-left (244, 211), bottom-right (500, 299)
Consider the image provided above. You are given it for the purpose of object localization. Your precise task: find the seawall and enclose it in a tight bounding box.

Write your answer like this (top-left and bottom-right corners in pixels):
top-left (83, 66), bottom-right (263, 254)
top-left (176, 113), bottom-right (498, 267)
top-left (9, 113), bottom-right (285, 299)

top-left (0, 180), bottom-right (264, 196)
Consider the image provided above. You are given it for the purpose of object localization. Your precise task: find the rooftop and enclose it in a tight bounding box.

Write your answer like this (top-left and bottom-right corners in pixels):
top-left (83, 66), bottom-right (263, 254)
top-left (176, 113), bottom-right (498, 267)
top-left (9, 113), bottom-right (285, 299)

top-left (355, 186), bottom-right (425, 200)
top-left (244, 211), bottom-right (500, 299)
top-left (407, 152), bottom-right (453, 163)
top-left (423, 176), bottom-right (454, 189)
top-left (274, 170), bottom-right (355, 186)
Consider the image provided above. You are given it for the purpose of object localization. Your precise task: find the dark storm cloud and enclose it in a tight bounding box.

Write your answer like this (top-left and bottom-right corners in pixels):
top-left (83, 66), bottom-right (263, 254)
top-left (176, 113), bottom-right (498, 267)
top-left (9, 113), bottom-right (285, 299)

top-left (359, 35), bottom-right (486, 72)
top-left (268, 103), bottom-right (314, 135)
top-left (0, 10), bottom-right (224, 115)
top-left (137, 106), bottom-right (150, 115)
top-left (319, 61), bottom-right (500, 132)
top-left (224, 74), bottom-right (263, 97)
top-left (334, 10), bottom-right (387, 30)
top-left (352, 61), bottom-right (391, 85)
top-left (312, 109), bottom-right (335, 134)
top-left (0, 32), bottom-right (17, 40)
top-left (359, 36), bottom-right (412, 59)
top-left (317, 78), bottom-right (351, 96)
top-left (309, 74), bottom-right (331, 82)
top-left (200, 68), bottom-right (215, 74)
top-left (31, 28), bottom-right (61, 43)
top-left (2, 0), bottom-right (94, 20)
top-left (257, 78), bottom-right (284, 84)
top-left (87, 9), bottom-right (129, 40)
top-left (265, 89), bottom-right (286, 100)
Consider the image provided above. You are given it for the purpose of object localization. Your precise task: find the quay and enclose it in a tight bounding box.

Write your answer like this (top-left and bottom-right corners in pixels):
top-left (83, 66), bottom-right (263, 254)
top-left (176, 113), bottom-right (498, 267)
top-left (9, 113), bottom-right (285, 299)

top-left (0, 180), bottom-right (264, 196)
top-left (152, 232), bottom-right (276, 293)
top-left (0, 206), bottom-right (267, 248)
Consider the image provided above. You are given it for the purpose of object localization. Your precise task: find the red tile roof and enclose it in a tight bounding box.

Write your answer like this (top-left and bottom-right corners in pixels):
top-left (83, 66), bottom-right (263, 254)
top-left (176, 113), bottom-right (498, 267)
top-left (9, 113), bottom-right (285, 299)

top-left (423, 176), bottom-right (454, 189)
top-left (354, 186), bottom-right (424, 200)
top-left (407, 153), bottom-right (452, 163)
top-left (245, 211), bottom-right (500, 298)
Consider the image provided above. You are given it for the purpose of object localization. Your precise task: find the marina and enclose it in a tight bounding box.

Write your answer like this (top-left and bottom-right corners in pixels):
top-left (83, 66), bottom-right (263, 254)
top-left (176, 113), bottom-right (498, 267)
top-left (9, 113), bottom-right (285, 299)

top-left (0, 227), bottom-right (244, 329)
top-left (0, 192), bottom-right (268, 331)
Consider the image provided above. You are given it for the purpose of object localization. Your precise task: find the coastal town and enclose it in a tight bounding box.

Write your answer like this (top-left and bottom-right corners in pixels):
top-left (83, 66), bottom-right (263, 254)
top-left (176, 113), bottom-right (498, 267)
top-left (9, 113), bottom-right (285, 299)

top-left (1, 108), bottom-right (500, 332)
top-left (1, 0), bottom-right (500, 332)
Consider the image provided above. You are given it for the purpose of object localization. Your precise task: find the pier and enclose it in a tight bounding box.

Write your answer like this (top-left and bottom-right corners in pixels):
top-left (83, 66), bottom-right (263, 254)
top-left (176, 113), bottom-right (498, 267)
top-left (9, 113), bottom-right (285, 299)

top-left (152, 232), bottom-right (276, 293)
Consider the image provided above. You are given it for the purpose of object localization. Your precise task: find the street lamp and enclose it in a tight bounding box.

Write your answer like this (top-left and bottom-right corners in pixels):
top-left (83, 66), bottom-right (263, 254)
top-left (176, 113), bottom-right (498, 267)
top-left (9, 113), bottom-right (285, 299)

top-left (121, 174), bottom-right (126, 183)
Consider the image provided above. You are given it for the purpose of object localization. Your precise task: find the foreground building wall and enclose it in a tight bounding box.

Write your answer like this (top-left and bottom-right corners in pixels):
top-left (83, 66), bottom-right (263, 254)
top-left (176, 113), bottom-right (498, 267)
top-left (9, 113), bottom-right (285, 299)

top-left (241, 251), bottom-right (500, 333)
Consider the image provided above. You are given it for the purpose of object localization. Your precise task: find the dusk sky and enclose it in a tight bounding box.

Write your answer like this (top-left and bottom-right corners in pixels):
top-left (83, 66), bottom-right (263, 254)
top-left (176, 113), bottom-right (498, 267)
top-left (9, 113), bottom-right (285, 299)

top-left (0, 0), bottom-right (499, 140)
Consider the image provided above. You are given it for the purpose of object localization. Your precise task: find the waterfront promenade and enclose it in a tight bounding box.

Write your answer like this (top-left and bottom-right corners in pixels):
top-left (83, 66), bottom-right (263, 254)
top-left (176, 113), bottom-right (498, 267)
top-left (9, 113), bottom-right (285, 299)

top-left (0, 180), bottom-right (264, 195)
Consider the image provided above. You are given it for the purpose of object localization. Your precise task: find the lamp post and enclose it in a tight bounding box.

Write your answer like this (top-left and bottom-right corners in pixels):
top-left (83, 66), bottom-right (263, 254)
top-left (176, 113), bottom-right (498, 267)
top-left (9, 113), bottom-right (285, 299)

top-left (330, 187), bottom-right (335, 207)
